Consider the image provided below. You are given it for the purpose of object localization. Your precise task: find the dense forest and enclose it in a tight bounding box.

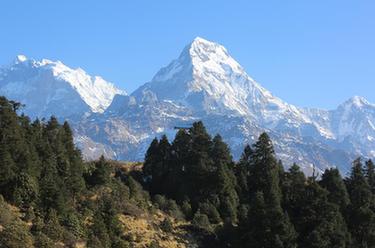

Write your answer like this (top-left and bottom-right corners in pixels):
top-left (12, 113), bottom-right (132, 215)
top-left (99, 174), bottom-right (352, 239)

top-left (1, 95), bottom-right (375, 247)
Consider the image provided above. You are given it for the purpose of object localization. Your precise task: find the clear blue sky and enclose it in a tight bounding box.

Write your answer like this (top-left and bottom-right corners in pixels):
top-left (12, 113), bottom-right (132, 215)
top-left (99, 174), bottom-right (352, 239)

top-left (1, 0), bottom-right (374, 109)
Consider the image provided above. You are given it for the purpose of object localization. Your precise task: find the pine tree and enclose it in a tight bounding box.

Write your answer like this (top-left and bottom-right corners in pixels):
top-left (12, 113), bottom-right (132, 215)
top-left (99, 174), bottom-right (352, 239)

top-left (281, 163), bottom-right (306, 224)
top-left (248, 133), bottom-right (281, 202)
top-left (89, 155), bottom-right (111, 186)
top-left (211, 135), bottom-right (239, 222)
top-left (244, 133), bottom-right (297, 248)
top-left (0, 145), bottom-right (17, 200)
top-left (365, 159), bottom-right (375, 195)
top-left (186, 121), bottom-right (214, 207)
top-left (88, 211), bottom-right (111, 248)
top-left (345, 158), bottom-right (375, 247)
top-left (235, 145), bottom-right (252, 204)
top-left (39, 160), bottom-right (66, 213)
top-left (319, 168), bottom-right (349, 212)
top-left (157, 135), bottom-right (171, 194)
top-left (168, 129), bottom-right (192, 200)
top-left (297, 181), bottom-right (351, 248)
top-left (143, 137), bottom-right (159, 181)
top-left (43, 209), bottom-right (64, 241)
top-left (12, 172), bottom-right (39, 209)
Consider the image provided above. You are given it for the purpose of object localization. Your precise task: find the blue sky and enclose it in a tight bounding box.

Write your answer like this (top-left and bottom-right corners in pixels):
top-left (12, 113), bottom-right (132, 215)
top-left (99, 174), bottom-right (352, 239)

top-left (0, 0), bottom-right (374, 109)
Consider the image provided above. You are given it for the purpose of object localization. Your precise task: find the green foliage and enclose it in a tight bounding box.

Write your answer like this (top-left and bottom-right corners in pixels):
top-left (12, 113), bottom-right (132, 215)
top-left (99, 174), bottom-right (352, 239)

top-left (345, 158), bottom-right (375, 247)
top-left (2, 96), bottom-right (375, 248)
top-left (144, 122), bottom-right (239, 226)
top-left (297, 182), bottom-right (351, 248)
top-left (365, 159), bottom-right (375, 194)
top-left (243, 133), bottom-right (297, 248)
top-left (192, 212), bottom-right (212, 231)
top-left (320, 168), bottom-right (349, 211)
top-left (153, 194), bottom-right (184, 219)
top-left (0, 221), bottom-right (34, 248)
top-left (160, 218), bottom-right (173, 233)
top-left (43, 209), bottom-right (64, 241)
top-left (34, 232), bottom-right (55, 248)
top-left (88, 155), bottom-right (111, 186)
top-left (0, 195), bottom-right (34, 248)
top-left (181, 199), bottom-right (193, 219)
top-left (198, 201), bottom-right (222, 224)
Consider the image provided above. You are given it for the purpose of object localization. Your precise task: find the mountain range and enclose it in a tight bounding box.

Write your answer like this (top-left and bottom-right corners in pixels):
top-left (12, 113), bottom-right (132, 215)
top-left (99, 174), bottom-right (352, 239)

top-left (1, 37), bottom-right (374, 174)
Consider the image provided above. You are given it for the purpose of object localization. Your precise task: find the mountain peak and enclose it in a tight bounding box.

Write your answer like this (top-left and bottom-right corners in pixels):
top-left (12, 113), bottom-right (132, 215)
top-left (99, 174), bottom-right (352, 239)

top-left (1, 55), bottom-right (125, 116)
top-left (138, 37), bottom-right (294, 119)
top-left (188, 37), bottom-right (229, 58)
top-left (344, 95), bottom-right (371, 108)
top-left (190, 36), bottom-right (219, 47)
top-left (15, 54), bottom-right (28, 63)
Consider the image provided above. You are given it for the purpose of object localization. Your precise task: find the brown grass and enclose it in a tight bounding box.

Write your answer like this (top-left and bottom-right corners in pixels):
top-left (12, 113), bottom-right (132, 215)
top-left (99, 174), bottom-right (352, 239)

top-left (118, 210), bottom-right (196, 248)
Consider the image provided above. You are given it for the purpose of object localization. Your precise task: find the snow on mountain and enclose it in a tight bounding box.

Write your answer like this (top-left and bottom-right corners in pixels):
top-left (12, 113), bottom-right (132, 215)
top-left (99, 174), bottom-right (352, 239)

top-left (86, 37), bottom-right (364, 173)
top-left (134, 37), bottom-right (313, 129)
top-left (0, 38), bottom-right (374, 174)
top-left (0, 55), bottom-right (125, 118)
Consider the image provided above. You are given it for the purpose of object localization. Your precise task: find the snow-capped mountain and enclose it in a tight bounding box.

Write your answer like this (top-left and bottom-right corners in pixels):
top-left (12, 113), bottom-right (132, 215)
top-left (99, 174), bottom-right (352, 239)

top-left (0, 55), bottom-right (125, 118)
top-left (304, 96), bottom-right (375, 158)
top-left (0, 38), bottom-right (374, 175)
top-left (74, 37), bottom-right (373, 174)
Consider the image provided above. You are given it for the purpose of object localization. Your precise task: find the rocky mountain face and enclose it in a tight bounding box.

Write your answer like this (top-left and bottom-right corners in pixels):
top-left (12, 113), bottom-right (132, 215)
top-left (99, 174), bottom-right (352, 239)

top-left (0, 38), bottom-right (374, 174)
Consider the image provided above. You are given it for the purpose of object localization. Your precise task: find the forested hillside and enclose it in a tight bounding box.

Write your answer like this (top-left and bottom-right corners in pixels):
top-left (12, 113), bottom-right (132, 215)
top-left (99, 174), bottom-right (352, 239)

top-left (0, 96), bottom-right (200, 247)
top-left (0, 95), bottom-right (375, 247)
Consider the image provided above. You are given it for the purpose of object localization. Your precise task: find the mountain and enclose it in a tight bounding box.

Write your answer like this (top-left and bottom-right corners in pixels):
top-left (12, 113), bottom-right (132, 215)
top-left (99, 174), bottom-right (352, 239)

top-left (0, 38), bottom-right (374, 174)
top-left (304, 96), bottom-right (375, 157)
top-left (0, 55), bottom-right (125, 118)
top-left (74, 37), bottom-right (371, 174)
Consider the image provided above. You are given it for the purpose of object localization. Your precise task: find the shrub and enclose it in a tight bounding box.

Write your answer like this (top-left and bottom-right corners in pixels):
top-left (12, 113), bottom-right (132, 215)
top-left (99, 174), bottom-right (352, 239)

top-left (192, 212), bottom-right (211, 231)
top-left (160, 218), bottom-right (173, 233)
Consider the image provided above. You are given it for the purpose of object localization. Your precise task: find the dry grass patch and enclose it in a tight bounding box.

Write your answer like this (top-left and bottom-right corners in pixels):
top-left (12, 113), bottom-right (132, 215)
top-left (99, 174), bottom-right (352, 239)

top-left (118, 210), bottom-right (196, 248)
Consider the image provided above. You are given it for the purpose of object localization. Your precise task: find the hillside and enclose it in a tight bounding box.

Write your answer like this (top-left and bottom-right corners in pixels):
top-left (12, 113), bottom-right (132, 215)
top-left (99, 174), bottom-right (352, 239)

top-left (0, 96), bottom-right (375, 247)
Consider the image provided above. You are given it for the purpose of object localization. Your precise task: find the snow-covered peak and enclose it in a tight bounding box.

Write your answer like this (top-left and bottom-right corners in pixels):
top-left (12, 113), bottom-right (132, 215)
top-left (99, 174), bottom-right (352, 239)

top-left (136, 37), bottom-right (311, 129)
top-left (15, 55), bottom-right (28, 63)
top-left (342, 95), bottom-right (373, 108)
top-left (188, 37), bottom-right (245, 77)
top-left (30, 57), bottom-right (125, 112)
top-left (0, 55), bottom-right (126, 117)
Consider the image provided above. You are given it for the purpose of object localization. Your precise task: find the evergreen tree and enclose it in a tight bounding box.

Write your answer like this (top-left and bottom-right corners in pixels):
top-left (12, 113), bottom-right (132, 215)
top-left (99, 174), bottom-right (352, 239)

top-left (211, 135), bottom-right (239, 222)
top-left (157, 135), bottom-right (171, 194)
top-left (142, 136), bottom-right (172, 195)
top-left (89, 155), bottom-right (111, 186)
top-left (319, 168), bottom-right (350, 212)
top-left (12, 172), bottom-right (39, 209)
top-left (244, 133), bottom-right (297, 248)
top-left (281, 163), bottom-right (306, 224)
top-left (365, 159), bottom-right (375, 195)
top-left (43, 209), bottom-right (64, 241)
top-left (168, 129), bottom-right (192, 200)
top-left (345, 158), bottom-right (375, 247)
top-left (186, 122), bottom-right (214, 207)
top-left (143, 138), bottom-right (159, 179)
top-left (248, 133), bottom-right (281, 202)
top-left (235, 145), bottom-right (252, 204)
top-left (0, 145), bottom-right (16, 200)
top-left (88, 211), bottom-right (111, 248)
top-left (39, 159), bottom-right (66, 213)
top-left (296, 181), bottom-right (351, 248)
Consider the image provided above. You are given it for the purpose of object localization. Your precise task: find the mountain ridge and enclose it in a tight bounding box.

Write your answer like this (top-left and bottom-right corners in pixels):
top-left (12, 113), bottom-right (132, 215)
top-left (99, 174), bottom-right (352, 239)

top-left (0, 55), bottom-right (125, 117)
top-left (0, 37), bottom-right (374, 174)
